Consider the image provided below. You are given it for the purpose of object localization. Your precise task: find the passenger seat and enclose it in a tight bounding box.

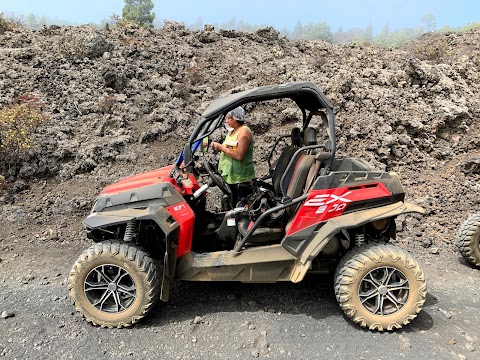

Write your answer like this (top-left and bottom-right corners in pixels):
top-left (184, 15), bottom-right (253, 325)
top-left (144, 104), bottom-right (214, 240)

top-left (271, 127), bottom-right (302, 195)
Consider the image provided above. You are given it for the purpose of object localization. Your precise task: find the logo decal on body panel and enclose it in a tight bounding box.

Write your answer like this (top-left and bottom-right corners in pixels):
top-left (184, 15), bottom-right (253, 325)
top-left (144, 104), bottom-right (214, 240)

top-left (173, 203), bottom-right (186, 212)
top-left (304, 191), bottom-right (352, 214)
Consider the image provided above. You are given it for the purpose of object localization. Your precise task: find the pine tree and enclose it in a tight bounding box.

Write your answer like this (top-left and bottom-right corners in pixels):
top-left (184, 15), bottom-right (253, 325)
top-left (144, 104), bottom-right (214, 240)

top-left (122, 0), bottom-right (155, 28)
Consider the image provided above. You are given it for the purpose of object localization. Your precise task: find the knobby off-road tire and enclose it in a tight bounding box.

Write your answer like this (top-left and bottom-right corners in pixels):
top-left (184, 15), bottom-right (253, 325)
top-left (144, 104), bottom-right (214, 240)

top-left (334, 243), bottom-right (427, 331)
top-left (457, 212), bottom-right (480, 267)
top-left (68, 240), bottom-right (161, 328)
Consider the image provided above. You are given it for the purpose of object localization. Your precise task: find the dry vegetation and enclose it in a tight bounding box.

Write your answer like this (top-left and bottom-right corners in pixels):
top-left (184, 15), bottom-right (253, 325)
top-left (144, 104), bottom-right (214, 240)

top-left (0, 94), bottom-right (48, 173)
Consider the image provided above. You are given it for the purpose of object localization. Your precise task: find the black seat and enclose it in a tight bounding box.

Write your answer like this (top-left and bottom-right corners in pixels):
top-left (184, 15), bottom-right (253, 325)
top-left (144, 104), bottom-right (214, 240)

top-left (279, 127), bottom-right (317, 198)
top-left (305, 151), bottom-right (332, 191)
top-left (281, 127), bottom-right (317, 216)
top-left (284, 153), bottom-right (315, 217)
top-left (303, 127), bottom-right (317, 148)
top-left (271, 127), bottom-right (302, 195)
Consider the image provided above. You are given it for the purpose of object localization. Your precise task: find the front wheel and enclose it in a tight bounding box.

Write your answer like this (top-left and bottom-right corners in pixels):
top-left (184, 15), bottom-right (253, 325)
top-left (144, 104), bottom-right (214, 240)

top-left (68, 241), bottom-right (161, 328)
top-left (334, 243), bottom-right (427, 331)
top-left (457, 212), bottom-right (480, 267)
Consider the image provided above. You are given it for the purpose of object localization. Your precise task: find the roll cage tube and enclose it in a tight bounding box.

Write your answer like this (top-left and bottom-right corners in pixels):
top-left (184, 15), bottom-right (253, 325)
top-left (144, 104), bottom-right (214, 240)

top-left (266, 134), bottom-right (291, 168)
top-left (303, 109), bottom-right (311, 129)
top-left (323, 107), bottom-right (335, 172)
top-left (172, 114), bottom-right (225, 175)
top-left (266, 108), bottom-right (327, 170)
top-left (176, 82), bottom-right (337, 177)
top-left (300, 90), bottom-right (336, 173)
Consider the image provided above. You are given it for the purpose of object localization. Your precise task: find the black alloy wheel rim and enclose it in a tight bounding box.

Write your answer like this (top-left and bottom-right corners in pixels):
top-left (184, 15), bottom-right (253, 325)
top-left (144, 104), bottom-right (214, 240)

top-left (358, 266), bottom-right (410, 316)
top-left (84, 264), bottom-right (137, 313)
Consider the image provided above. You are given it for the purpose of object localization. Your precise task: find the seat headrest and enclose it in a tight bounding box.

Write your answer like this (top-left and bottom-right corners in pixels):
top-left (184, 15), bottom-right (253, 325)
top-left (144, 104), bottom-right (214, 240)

top-left (291, 127), bottom-right (302, 146)
top-left (303, 127), bottom-right (317, 146)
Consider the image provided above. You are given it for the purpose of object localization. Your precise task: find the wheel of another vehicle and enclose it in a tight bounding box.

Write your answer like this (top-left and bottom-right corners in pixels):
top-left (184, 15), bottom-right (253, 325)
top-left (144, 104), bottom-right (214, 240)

top-left (68, 240), bottom-right (161, 328)
top-left (457, 212), bottom-right (480, 267)
top-left (334, 243), bottom-right (427, 332)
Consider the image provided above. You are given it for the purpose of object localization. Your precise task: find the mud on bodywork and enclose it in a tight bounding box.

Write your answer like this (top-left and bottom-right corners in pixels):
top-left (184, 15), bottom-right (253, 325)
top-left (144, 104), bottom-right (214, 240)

top-left (83, 182), bottom-right (190, 301)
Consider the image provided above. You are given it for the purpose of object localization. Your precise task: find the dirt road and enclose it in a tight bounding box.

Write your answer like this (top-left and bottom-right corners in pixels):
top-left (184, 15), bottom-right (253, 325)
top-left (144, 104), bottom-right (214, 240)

top-left (1, 233), bottom-right (478, 360)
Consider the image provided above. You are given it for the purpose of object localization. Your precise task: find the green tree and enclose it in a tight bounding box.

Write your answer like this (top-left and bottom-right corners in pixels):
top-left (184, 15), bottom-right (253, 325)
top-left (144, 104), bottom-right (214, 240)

top-left (292, 20), bottom-right (304, 39)
top-left (25, 13), bottom-right (39, 29)
top-left (279, 26), bottom-right (290, 38)
top-left (458, 21), bottom-right (480, 31)
top-left (303, 22), bottom-right (332, 42)
top-left (190, 17), bottom-right (203, 31)
top-left (122, 0), bottom-right (155, 28)
top-left (363, 23), bottom-right (373, 44)
top-left (221, 17), bottom-right (236, 30)
top-left (374, 23), bottom-right (390, 47)
top-left (38, 16), bottom-right (47, 26)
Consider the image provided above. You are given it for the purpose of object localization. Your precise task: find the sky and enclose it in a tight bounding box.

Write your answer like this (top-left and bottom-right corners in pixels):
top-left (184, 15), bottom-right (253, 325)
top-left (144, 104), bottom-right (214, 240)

top-left (0, 0), bottom-right (479, 32)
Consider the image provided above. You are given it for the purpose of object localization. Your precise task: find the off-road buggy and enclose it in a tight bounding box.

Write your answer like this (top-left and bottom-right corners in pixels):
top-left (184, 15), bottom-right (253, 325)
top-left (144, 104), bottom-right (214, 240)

top-left (69, 82), bottom-right (427, 331)
top-left (457, 213), bottom-right (480, 267)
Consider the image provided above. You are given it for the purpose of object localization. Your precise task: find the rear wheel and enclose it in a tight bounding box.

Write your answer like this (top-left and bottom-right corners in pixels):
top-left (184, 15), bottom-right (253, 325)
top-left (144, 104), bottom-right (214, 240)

top-left (334, 243), bottom-right (427, 331)
top-left (68, 241), bottom-right (160, 328)
top-left (457, 213), bottom-right (480, 267)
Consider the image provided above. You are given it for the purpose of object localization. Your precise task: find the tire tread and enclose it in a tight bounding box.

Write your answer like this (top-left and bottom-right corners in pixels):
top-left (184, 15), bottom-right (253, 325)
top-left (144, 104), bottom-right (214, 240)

top-left (334, 243), bottom-right (426, 332)
top-left (457, 213), bottom-right (480, 267)
top-left (68, 240), bottom-right (161, 328)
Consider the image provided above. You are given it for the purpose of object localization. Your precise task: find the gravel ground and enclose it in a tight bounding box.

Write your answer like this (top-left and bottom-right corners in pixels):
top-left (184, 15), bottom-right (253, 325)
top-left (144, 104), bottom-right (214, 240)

top-left (0, 236), bottom-right (478, 360)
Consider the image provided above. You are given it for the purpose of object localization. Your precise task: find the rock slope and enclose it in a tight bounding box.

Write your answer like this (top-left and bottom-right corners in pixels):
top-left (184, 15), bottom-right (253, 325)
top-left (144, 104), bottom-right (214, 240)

top-left (1, 23), bottom-right (479, 252)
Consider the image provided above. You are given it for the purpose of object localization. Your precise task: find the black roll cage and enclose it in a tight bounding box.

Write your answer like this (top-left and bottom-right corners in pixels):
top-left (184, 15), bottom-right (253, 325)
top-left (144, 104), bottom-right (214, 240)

top-left (171, 81), bottom-right (336, 178)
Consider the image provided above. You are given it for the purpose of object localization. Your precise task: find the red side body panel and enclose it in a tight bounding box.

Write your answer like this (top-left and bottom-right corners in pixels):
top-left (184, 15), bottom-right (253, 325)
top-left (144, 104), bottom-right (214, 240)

top-left (286, 182), bottom-right (392, 236)
top-left (165, 201), bottom-right (196, 257)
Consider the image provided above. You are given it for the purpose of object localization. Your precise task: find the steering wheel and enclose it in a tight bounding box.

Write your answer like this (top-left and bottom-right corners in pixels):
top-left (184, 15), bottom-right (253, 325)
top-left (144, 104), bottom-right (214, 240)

top-left (203, 159), bottom-right (232, 196)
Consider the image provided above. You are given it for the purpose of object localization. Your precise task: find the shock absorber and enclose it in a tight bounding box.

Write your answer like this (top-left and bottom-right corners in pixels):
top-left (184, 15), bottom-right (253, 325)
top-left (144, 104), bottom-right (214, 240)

top-left (123, 221), bottom-right (137, 242)
top-left (354, 233), bottom-right (365, 247)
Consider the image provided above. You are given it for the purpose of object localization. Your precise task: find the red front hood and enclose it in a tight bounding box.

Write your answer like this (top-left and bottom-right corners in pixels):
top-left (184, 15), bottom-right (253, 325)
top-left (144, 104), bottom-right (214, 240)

top-left (100, 165), bottom-right (175, 195)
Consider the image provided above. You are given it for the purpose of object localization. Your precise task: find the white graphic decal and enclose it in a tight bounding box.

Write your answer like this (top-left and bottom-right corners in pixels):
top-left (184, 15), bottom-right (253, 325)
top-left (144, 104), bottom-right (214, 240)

top-left (173, 203), bottom-right (186, 211)
top-left (304, 191), bottom-right (352, 214)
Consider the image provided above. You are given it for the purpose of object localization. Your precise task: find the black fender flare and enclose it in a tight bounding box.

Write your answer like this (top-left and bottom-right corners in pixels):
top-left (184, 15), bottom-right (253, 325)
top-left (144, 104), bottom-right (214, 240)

top-left (289, 201), bottom-right (424, 283)
top-left (83, 205), bottom-right (179, 302)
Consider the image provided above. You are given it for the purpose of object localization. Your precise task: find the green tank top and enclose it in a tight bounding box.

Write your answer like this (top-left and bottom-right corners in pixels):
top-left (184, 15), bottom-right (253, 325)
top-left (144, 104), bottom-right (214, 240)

top-left (218, 126), bottom-right (255, 184)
